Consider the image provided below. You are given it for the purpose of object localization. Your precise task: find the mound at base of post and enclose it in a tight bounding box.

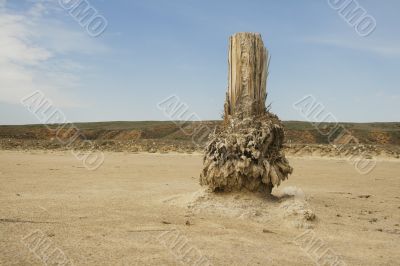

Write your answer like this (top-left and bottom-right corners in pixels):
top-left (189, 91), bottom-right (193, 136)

top-left (200, 111), bottom-right (292, 194)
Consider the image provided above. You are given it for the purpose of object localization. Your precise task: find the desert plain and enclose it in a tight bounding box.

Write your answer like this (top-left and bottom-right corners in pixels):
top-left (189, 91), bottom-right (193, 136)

top-left (0, 150), bottom-right (399, 265)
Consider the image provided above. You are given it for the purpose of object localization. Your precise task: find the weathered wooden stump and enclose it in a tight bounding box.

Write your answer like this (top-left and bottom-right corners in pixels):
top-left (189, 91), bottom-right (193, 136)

top-left (200, 32), bottom-right (292, 194)
top-left (225, 32), bottom-right (268, 119)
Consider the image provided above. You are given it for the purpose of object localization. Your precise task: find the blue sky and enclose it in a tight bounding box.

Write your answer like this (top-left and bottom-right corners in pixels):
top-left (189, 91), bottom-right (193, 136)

top-left (0, 0), bottom-right (399, 124)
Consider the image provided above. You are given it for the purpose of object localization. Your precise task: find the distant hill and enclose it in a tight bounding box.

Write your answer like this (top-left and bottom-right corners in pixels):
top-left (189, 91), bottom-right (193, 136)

top-left (0, 121), bottom-right (399, 145)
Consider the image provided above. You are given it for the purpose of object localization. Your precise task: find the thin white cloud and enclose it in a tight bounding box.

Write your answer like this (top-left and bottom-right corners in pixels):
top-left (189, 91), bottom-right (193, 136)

top-left (35, 20), bottom-right (109, 55)
top-left (304, 36), bottom-right (400, 57)
top-left (0, 1), bottom-right (108, 108)
top-left (0, 14), bottom-right (52, 65)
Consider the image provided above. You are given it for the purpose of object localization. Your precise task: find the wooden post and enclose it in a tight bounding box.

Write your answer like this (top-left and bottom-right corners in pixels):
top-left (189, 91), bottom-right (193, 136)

top-left (201, 32), bottom-right (292, 194)
top-left (224, 32), bottom-right (269, 120)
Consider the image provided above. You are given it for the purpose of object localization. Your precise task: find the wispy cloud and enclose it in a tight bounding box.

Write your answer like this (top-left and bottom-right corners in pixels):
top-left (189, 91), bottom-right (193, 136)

top-left (304, 36), bottom-right (400, 57)
top-left (0, 1), bottom-right (108, 107)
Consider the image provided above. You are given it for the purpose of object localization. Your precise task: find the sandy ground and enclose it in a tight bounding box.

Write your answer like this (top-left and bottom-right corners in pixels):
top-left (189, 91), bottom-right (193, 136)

top-left (0, 150), bottom-right (399, 266)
